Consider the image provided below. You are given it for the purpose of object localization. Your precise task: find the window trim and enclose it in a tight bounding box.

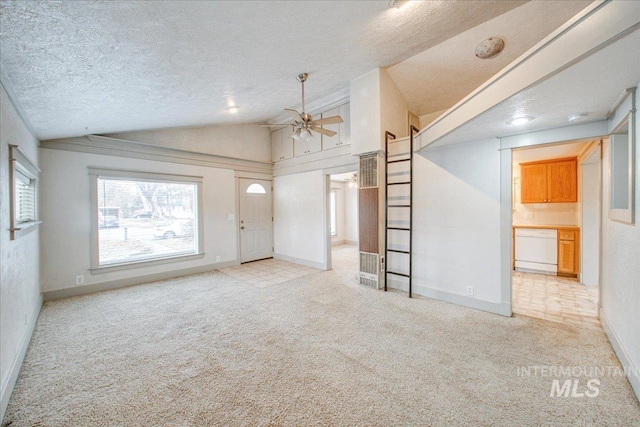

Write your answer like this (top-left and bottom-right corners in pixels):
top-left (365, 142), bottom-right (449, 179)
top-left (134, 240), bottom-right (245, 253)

top-left (607, 88), bottom-right (636, 224)
top-left (88, 168), bottom-right (204, 273)
top-left (9, 145), bottom-right (41, 240)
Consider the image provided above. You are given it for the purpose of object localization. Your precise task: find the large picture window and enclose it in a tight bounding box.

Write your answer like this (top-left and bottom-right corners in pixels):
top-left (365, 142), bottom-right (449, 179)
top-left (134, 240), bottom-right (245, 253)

top-left (90, 169), bottom-right (203, 271)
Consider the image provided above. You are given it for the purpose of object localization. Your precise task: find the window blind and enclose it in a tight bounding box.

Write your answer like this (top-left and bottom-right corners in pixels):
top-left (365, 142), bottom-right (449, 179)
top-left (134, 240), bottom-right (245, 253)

top-left (15, 169), bottom-right (35, 224)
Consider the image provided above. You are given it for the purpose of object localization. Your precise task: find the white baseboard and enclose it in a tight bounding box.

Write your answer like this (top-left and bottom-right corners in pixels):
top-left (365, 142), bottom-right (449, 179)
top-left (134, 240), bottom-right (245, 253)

top-left (600, 310), bottom-right (640, 403)
top-left (43, 260), bottom-right (239, 301)
top-left (274, 253), bottom-right (325, 270)
top-left (0, 293), bottom-right (43, 423)
top-left (387, 280), bottom-right (511, 317)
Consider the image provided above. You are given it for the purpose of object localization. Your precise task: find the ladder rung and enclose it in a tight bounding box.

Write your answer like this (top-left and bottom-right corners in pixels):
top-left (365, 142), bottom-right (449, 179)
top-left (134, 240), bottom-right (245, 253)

top-left (387, 182), bottom-right (411, 186)
top-left (387, 271), bottom-right (410, 278)
top-left (387, 227), bottom-right (410, 231)
top-left (388, 205), bottom-right (411, 208)
top-left (388, 159), bottom-right (411, 164)
top-left (388, 249), bottom-right (410, 254)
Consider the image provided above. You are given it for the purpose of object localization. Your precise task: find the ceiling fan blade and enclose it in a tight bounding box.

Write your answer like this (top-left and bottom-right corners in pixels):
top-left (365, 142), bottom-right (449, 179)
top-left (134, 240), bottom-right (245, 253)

top-left (313, 115), bottom-right (343, 126)
top-left (261, 123), bottom-right (292, 127)
top-left (311, 126), bottom-right (337, 137)
top-left (285, 108), bottom-right (303, 122)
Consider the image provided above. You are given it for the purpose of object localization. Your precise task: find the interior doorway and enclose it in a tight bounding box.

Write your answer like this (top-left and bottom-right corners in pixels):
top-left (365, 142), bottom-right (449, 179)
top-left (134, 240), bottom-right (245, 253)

top-left (511, 139), bottom-right (601, 329)
top-left (328, 171), bottom-right (359, 273)
top-left (238, 178), bottom-right (273, 263)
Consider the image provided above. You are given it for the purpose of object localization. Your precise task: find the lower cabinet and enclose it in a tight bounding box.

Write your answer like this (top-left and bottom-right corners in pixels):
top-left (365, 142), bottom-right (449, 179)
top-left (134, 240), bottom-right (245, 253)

top-left (557, 229), bottom-right (579, 276)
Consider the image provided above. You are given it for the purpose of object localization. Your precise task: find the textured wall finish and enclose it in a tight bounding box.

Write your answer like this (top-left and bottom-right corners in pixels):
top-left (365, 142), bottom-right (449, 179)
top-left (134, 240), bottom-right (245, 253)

top-left (0, 84), bottom-right (41, 422)
top-left (0, 0), bottom-right (528, 139)
top-left (107, 123), bottom-right (271, 163)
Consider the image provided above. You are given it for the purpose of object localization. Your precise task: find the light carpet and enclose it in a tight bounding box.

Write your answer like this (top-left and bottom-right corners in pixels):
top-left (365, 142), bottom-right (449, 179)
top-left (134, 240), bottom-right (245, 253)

top-left (4, 246), bottom-right (640, 426)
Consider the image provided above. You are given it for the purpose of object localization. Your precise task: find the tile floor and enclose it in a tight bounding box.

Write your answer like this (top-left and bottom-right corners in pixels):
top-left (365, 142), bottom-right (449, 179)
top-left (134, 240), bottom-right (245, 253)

top-left (220, 257), bottom-right (318, 288)
top-left (512, 271), bottom-right (601, 330)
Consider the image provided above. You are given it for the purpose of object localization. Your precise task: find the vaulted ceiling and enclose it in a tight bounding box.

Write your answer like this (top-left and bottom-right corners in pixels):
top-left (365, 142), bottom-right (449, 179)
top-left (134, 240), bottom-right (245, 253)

top-left (0, 0), bottom-right (589, 140)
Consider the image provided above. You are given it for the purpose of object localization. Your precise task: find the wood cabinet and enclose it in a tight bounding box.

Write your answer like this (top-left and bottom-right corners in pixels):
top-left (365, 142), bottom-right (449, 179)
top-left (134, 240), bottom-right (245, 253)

top-left (557, 228), bottom-right (579, 277)
top-left (271, 127), bottom-right (294, 162)
top-left (520, 157), bottom-right (577, 203)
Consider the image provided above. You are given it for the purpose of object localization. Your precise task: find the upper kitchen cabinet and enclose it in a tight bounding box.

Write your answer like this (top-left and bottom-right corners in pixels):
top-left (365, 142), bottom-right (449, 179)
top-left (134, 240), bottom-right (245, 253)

top-left (322, 102), bottom-right (350, 151)
top-left (271, 127), bottom-right (294, 162)
top-left (321, 107), bottom-right (340, 149)
top-left (520, 157), bottom-right (577, 203)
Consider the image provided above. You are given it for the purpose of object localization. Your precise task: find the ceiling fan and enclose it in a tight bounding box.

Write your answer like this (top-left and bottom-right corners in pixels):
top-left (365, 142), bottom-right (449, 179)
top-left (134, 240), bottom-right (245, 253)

top-left (264, 73), bottom-right (343, 141)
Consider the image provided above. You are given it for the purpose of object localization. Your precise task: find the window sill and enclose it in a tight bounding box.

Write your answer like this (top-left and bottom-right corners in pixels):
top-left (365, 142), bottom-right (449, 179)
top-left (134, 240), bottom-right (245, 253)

top-left (10, 220), bottom-right (42, 240)
top-left (90, 252), bottom-right (205, 274)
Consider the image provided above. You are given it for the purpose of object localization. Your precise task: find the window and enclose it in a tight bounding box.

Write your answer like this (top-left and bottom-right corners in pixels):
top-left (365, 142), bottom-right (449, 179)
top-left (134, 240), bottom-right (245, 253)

top-left (330, 189), bottom-right (337, 236)
top-left (9, 145), bottom-right (40, 240)
top-left (608, 88), bottom-right (635, 224)
top-left (246, 183), bottom-right (266, 194)
top-left (89, 169), bottom-right (203, 272)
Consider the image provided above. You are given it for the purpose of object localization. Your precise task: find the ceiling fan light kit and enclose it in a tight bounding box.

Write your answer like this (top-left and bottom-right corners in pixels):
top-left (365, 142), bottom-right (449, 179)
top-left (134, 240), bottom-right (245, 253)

top-left (264, 73), bottom-right (344, 143)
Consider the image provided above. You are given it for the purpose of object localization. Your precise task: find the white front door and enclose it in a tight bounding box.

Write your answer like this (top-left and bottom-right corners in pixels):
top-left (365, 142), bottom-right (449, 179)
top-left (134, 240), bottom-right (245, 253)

top-left (239, 178), bottom-right (273, 263)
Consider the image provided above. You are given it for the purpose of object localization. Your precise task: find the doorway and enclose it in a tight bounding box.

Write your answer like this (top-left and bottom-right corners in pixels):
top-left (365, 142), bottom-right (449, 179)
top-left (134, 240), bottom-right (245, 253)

top-left (511, 140), bottom-right (601, 329)
top-left (328, 171), bottom-right (359, 273)
top-left (238, 178), bottom-right (273, 263)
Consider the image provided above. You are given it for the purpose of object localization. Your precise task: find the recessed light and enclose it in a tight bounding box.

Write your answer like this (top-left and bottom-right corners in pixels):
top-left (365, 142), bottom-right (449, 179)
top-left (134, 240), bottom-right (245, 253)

top-left (507, 116), bottom-right (534, 126)
top-left (226, 106), bottom-right (239, 113)
top-left (568, 113), bottom-right (588, 122)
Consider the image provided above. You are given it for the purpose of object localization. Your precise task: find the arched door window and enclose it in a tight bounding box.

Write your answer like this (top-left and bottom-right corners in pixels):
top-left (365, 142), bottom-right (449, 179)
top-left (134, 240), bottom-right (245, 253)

top-left (246, 183), bottom-right (266, 194)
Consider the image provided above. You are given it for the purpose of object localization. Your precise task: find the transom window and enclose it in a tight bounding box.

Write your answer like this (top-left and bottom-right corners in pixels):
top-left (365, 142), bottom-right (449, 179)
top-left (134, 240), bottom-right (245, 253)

top-left (246, 183), bottom-right (266, 194)
top-left (90, 169), bottom-right (203, 271)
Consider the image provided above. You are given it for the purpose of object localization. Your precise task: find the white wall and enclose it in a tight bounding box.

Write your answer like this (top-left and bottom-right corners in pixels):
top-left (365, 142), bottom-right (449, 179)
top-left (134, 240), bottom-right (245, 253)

top-left (107, 123), bottom-right (271, 163)
top-left (600, 106), bottom-right (640, 399)
top-left (330, 182), bottom-right (346, 245)
top-left (274, 170), bottom-right (327, 269)
top-left (581, 160), bottom-right (599, 287)
top-left (350, 68), bottom-right (412, 156)
top-left (39, 148), bottom-right (238, 293)
top-left (350, 69), bottom-right (381, 156)
top-left (389, 139), bottom-right (503, 312)
top-left (330, 181), bottom-right (358, 246)
top-left (0, 84), bottom-right (41, 421)
top-left (380, 68), bottom-right (410, 141)
top-left (344, 184), bottom-right (358, 244)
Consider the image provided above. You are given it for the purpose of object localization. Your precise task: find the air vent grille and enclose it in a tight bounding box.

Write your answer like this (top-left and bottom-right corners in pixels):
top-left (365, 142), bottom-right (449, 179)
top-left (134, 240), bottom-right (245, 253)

top-left (359, 251), bottom-right (379, 288)
top-left (359, 153), bottom-right (378, 188)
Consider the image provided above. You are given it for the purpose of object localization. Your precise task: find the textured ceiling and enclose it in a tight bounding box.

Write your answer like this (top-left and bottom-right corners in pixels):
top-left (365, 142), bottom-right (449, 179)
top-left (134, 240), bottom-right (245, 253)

top-left (0, 0), bottom-right (529, 140)
top-left (387, 0), bottom-right (591, 116)
top-left (427, 29), bottom-right (640, 148)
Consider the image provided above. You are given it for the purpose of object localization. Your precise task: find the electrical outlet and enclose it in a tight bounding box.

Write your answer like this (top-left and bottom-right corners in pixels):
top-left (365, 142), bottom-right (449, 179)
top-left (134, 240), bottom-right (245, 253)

top-left (525, 212), bottom-right (534, 220)
top-left (75, 275), bottom-right (85, 285)
top-left (466, 286), bottom-right (474, 296)
top-left (216, 255), bottom-right (221, 262)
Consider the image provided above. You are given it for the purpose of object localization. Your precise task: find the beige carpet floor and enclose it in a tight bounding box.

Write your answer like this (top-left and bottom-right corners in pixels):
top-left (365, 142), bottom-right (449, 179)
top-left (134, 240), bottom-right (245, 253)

top-left (4, 245), bottom-right (640, 426)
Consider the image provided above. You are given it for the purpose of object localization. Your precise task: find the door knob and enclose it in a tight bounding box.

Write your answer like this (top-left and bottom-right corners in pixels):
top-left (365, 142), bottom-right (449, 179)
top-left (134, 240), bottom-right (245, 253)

top-left (240, 226), bottom-right (245, 230)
